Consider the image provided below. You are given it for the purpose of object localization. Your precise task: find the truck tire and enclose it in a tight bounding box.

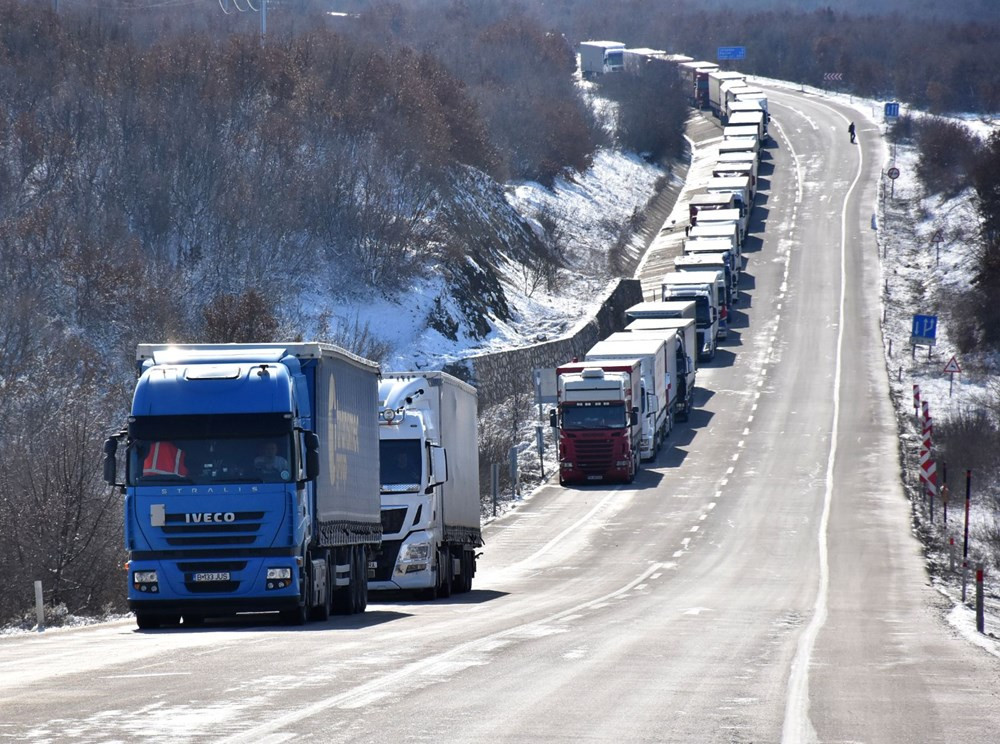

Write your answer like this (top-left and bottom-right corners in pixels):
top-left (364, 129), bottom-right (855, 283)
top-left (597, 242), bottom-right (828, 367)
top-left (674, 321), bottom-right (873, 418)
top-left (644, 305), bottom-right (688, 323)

top-left (281, 562), bottom-right (309, 625)
top-left (332, 546), bottom-right (357, 615)
top-left (135, 613), bottom-right (161, 630)
top-left (436, 548), bottom-right (452, 599)
top-left (353, 546), bottom-right (367, 613)
top-left (309, 551), bottom-right (332, 622)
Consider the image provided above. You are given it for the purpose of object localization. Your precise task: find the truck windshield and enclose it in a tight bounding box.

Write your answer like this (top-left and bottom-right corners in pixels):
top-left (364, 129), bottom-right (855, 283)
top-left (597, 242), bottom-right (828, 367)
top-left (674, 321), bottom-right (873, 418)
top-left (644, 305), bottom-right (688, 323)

top-left (694, 296), bottom-right (711, 327)
top-left (561, 405), bottom-right (627, 430)
top-left (380, 439), bottom-right (422, 490)
top-left (128, 436), bottom-right (294, 486)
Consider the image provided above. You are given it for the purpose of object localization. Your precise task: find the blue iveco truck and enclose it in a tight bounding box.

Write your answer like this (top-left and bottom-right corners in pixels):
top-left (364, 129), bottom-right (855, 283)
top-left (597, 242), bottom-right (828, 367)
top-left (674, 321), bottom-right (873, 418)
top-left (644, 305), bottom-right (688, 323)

top-left (103, 343), bottom-right (382, 629)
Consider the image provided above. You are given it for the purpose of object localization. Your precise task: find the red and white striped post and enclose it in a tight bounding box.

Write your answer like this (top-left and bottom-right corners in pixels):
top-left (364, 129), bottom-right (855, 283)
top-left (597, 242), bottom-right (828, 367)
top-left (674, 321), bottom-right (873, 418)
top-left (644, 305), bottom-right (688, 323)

top-left (913, 384), bottom-right (921, 425)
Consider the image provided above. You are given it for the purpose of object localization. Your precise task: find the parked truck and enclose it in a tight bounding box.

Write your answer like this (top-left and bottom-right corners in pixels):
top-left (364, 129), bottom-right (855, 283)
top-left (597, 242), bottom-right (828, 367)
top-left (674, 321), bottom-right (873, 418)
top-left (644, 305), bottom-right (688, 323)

top-left (373, 371), bottom-right (481, 598)
top-left (579, 40), bottom-right (626, 77)
top-left (692, 204), bottom-right (747, 245)
top-left (586, 334), bottom-right (675, 460)
top-left (674, 253), bottom-right (735, 306)
top-left (661, 271), bottom-right (723, 359)
top-left (689, 191), bottom-right (738, 226)
top-left (708, 70), bottom-right (746, 117)
top-left (103, 342), bottom-right (382, 629)
top-left (550, 359), bottom-right (642, 485)
top-left (678, 60), bottom-right (719, 108)
top-left (624, 315), bottom-right (698, 421)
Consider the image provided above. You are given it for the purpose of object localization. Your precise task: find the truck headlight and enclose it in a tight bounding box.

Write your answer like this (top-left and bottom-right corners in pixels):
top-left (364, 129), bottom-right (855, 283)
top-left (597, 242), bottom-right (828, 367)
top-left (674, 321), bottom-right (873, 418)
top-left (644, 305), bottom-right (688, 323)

top-left (266, 567), bottom-right (292, 580)
top-left (134, 571), bottom-right (158, 583)
top-left (400, 542), bottom-right (431, 563)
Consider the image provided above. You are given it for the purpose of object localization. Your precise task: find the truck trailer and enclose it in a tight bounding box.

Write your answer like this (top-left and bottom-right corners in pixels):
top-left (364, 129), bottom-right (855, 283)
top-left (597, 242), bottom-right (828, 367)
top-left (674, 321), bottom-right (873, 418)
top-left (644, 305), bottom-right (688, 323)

top-left (661, 272), bottom-right (723, 359)
top-left (579, 40), bottom-right (626, 77)
top-left (708, 70), bottom-right (746, 117)
top-left (586, 335), bottom-right (675, 460)
top-left (104, 342), bottom-right (382, 628)
top-left (550, 360), bottom-right (642, 485)
top-left (374, 371), bottom-right (482, 598)
top-left (624, 316), bottom-right (698, 421)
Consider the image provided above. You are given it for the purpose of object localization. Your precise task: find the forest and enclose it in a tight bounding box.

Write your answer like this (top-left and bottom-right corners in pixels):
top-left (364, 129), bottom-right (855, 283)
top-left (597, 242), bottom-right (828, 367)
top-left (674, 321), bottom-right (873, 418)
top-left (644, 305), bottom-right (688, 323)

top-left (1, 0), bottom-right (999, 625)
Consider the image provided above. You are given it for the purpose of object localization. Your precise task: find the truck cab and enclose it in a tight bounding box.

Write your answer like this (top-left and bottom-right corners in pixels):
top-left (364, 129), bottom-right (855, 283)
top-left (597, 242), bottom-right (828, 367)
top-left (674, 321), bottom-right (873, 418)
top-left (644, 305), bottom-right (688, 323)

top-left (661, 272), bottom-right (722, 360)
top-left (550, 361), bottom-right (642, 485)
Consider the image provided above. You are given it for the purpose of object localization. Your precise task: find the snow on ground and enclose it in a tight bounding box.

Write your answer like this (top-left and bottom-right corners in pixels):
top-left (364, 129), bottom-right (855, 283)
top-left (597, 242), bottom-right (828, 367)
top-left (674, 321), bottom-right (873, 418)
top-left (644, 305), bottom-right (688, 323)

top-left (319, 147), bottom-right (665, 373)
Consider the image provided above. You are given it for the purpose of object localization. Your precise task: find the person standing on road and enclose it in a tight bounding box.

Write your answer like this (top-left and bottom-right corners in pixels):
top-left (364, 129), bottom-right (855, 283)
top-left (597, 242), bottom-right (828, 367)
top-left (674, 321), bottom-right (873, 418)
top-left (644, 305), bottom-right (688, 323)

top-left (848, 121), bottom-right (856, 144)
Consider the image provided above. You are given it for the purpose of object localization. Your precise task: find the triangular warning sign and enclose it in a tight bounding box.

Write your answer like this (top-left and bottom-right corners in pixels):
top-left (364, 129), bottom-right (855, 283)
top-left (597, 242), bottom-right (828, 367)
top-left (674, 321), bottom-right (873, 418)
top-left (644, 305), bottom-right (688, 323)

top-left (943, 356), bottom-right (961, 374)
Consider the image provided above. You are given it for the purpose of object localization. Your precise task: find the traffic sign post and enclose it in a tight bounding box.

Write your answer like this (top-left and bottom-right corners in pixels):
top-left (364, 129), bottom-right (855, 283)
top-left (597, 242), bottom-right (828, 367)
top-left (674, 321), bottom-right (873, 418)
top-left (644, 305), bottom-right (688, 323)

top-left (911, 314), bottom-right (937, 358)
top-left (887, 165), bottom-right (900, 198)
top-left (884, 101), bottom-right (900, 119)
top-left (943, 355), bottom-right (961, 396)
top-left (717, 46), bottom-right (746, 61)
top-left (931, 229), bottom-right (944, 265)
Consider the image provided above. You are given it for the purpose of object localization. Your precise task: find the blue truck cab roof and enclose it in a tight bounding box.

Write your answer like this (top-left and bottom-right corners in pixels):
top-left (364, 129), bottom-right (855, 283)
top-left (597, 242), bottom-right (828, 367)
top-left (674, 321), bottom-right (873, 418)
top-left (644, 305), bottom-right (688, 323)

top-left (133, 353), bottom-right (298, 416)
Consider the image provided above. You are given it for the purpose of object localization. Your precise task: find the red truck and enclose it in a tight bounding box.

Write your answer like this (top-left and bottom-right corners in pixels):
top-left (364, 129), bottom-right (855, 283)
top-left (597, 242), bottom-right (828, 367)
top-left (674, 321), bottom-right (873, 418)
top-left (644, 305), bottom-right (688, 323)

top-left (549, 360), bottom-right (642, 485)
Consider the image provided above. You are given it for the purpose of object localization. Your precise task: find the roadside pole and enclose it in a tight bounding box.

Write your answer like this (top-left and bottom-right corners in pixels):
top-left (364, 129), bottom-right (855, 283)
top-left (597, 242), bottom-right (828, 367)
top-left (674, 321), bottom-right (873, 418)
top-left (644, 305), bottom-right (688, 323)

top-left (976, 565), bottom-right (985, 634)
top-left (34, 581), bottom-right (44, 632)
top-left (962, 470), bottom-right (971, 602)
top-left (535, 425), bottom-right (546, 480)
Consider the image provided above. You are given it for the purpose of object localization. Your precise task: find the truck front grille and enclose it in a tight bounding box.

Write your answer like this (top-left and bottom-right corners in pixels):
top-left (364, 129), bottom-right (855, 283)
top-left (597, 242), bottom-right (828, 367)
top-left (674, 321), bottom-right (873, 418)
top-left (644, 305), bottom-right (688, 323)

top-left (381, 507), bottom-right (408, 535)
top-left (160, 510), bottom-right (265, 547)
top-left (372, 540), bottom-right (402, 582)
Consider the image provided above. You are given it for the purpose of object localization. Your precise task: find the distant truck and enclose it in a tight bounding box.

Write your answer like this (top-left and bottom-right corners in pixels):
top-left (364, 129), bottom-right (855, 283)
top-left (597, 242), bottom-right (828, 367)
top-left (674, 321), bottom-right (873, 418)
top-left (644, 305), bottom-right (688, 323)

top-left (678, 60), bottom-right (719, 108)
top-left (104, 342), bottom-right (382, 629)
top-left (689, 191), bottom-right (738, 226)
top-left (579, 40), bottom-right (626, 78)
top-left (692, 205), bottom-right (747, 245)
top-left (708, 70), bottom-right (746, 117)
top-left (660, 273), bottom-right (722, 360)
top-left (374, 371), bottom-right (482, 598)
top-left (623, 314), bottom-right (698, 421)
top-left (675, 252), bottom-right (735, 307)
top-left (550, 359), bottom-right (642, 485)
top-left (587, 333), bottom-right (676, 460)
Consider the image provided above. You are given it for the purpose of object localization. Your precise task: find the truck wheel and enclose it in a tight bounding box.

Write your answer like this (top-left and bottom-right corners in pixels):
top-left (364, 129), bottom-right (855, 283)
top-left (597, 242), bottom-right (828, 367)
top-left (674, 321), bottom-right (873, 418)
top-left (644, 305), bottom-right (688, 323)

top-left (436, 548), bottom-right (452, 599)
top-left (281, 563), bottom-right (309, 625)
top-left (353, 546), bottom-right (367, 613)
top-left (309, 552), bottom-right (332, 622)
top-left (332, 547), bottom-right (357, 615)
top-left (135, 613), bottom-right (161, 630)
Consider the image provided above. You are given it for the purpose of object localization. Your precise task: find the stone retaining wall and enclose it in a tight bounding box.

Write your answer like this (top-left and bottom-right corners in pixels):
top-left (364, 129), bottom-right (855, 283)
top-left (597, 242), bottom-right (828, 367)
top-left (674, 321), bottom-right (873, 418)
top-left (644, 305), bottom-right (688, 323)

top-left (453, 278), bottom-right (644, 409)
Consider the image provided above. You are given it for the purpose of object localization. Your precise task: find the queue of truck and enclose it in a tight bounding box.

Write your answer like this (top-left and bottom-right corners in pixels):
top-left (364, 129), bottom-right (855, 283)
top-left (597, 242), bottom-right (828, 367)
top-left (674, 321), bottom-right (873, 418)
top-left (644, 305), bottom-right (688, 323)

top-left (107, 45), bottom-right (768, 629)
top-left (554, 43), bottom-right (770, 488)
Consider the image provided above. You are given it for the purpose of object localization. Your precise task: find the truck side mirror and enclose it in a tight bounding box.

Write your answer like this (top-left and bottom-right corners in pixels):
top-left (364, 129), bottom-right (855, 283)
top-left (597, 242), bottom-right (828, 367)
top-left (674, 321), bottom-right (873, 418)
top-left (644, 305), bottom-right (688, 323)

top-left (548, 409), bottom-right (557, 428)
top-left (631, 407), bottom-right (639, 426)
top-left (103, 437), bottom-right (119, 487)
top-left (305, 432), bottom-right (320, 481)
top-left (428, 445), bottom-right (448, 492)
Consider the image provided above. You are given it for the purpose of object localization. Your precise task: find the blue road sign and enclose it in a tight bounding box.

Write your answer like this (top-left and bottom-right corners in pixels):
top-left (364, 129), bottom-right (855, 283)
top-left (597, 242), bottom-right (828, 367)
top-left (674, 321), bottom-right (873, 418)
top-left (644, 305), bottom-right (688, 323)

top-left (885, 101), bottom-right (900, 118)
top-left (717, 46), bottom-right (746, 61)
top-left (911, 314), bottom-right (937, 343)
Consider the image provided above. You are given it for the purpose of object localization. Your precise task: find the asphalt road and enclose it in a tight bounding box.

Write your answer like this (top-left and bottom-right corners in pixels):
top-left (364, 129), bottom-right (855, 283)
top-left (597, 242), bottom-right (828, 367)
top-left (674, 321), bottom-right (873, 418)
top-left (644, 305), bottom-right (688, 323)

top-left (2, 89), bottom-right (999, 743)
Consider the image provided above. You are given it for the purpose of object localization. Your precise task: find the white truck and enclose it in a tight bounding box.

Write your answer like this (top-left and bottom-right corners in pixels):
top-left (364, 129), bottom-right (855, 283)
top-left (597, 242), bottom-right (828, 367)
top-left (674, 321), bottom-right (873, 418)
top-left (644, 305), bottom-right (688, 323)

top-left (689, 222), bottom-right (742, 267)
top-left (718, 136), bottom-right (760, 161)
top-left (674, 253), bottom-right (734, 308)
top-left (579, 40), bottom-right (626, 77)
top-left (708, 70), bottom-right (746, 117)
top-left (661, 273), bottom-right (722, 360)
top-left (375, 371), bottom-right (482, 598)
top-left (693, 204), bottom-right (747, 245)
top-left (727, 110), bottom-right (767, 143)
top-left (689, 191), bottom-right (737, 226)
top-left (624, 316), bottom-right (697, 422)
top-left (706, 175), bottom-right (753, 224)
top-left (586, 333), bottom-right (675, 459)
top-left (715, 152), bottom-right (758, 199)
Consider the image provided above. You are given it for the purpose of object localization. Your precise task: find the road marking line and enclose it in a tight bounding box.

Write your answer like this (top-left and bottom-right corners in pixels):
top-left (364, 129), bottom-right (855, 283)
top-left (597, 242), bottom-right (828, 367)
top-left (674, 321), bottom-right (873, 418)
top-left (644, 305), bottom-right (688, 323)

top-left (782, 97), bottom-right (859, 744)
